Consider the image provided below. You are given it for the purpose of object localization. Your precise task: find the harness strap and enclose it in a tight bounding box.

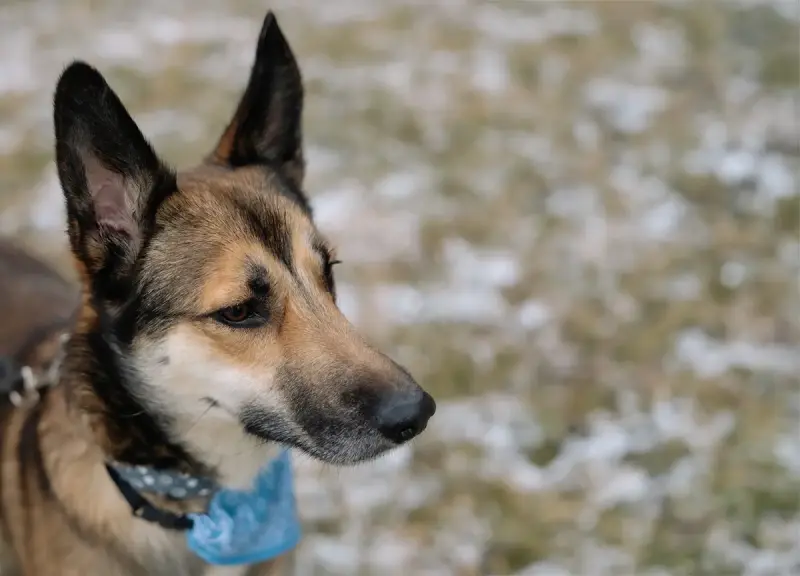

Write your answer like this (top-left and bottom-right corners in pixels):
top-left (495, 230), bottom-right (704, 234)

top-left (3, 344), bottom-right (193, 531)
top-left (105, 464), bottom-right (194, 531)
top-left (0, 355), bottom-right (40, 407)
top-left (0, 331), bottom-right (69, 408)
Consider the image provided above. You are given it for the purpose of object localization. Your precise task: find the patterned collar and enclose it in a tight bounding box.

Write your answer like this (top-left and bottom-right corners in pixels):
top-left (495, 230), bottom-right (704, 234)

top-left (109, 463), bottom-right (219, 501)
top-left (106, 450), bottom-right (303, 565)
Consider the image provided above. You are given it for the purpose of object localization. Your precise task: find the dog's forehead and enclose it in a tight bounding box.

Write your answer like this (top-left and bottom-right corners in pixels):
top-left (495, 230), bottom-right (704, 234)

top-left (144, 166), bottom-right (321, 298)
top-left (169, 167), bottom-right (316, 252)
top-left (176, 165), bottom-right (309, 215)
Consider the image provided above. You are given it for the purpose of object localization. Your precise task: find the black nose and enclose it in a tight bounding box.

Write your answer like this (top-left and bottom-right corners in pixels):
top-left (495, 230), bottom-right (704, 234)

top-left (373, 387), bottom-right (436, 444)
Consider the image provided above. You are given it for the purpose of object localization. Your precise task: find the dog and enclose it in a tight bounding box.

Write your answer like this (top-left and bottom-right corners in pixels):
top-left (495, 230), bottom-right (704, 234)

top-left (0, 10), bottom-right (435, 576)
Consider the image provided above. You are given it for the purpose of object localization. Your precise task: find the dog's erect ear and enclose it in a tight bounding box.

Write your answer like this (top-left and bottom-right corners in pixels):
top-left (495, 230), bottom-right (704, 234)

top-left (54, 62), bottom-right (175, 279)
top-left (207, 12), bottom-right (305, 188)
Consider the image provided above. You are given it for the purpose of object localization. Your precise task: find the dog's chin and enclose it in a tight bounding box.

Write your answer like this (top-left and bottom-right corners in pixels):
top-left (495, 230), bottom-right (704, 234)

top-left (238, 407), bottom-right (397, 466)
top-left (292, 434), bottom-right (398, 466)
top-left (254, 428), bottom-right (398, 467)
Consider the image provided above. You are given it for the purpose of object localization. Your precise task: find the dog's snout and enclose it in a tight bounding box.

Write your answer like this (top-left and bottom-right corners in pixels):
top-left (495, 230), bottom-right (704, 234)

top-left (372, 386), bottom-right (436, 444)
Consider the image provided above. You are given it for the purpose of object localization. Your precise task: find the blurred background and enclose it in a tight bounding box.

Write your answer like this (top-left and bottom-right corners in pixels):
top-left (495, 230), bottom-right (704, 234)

top-left (0, 0), bottom-right (798, 574)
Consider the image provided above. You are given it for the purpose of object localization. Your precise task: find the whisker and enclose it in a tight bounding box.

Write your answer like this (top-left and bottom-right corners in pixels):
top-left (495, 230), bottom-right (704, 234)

top-left (182, 404), bottom-right (214, 436)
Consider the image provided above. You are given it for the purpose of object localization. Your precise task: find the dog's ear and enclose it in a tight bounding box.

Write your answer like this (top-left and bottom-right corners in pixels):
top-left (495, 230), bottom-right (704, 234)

top-left (207, 12), bottom-right (305, 189)
top-left (54, 62), bottom-right (175, 281)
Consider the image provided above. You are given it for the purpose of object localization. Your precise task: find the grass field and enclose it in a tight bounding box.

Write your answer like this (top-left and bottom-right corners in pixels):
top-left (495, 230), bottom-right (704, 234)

top-left (0, 1), bottom-right (798, 574)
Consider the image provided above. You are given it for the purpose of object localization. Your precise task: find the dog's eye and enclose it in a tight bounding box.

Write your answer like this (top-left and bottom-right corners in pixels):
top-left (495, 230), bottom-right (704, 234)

top-left (221, 305), bottom-right (249, 322)
top-left (213, 302), bottom-right (266, 328)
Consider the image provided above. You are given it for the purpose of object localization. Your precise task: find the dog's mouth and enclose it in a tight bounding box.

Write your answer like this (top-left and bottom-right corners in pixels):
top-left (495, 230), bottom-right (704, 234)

top-left (195, 395), bottom-right (376, 464)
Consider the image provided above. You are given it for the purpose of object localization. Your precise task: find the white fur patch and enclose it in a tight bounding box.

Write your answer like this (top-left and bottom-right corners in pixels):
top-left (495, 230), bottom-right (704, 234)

top-left (135, 326), bottom-right (284, 489)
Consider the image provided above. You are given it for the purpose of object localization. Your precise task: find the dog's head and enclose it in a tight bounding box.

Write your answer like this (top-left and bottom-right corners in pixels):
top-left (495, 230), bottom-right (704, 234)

top-left (53, 12), bottom-right (434, 481)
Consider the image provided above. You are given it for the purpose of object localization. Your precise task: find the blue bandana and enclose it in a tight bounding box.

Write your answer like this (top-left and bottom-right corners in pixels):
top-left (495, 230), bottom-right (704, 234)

top-left (186, 449), bottom-right (302, 565)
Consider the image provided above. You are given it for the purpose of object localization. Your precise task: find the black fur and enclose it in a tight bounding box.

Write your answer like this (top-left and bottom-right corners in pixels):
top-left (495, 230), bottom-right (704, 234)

top-left (233, 194), bottom-right (295, 273)
top-left (0, 401), bottom-right (12, 538)
top-left (239, 405), bottom-right (300, 447)
top-left (212, 13), bottom-right (306, 192)
top-left (246, 265), bottom-right (271, 298)
top-left (262, 167), bottom-right (313, 220)
top-left (80, 317), bottom-right (207, 475)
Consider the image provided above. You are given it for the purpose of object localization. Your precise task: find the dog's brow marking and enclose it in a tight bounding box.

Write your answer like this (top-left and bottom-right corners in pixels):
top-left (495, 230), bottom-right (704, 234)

top-left (233, 196), bottom-right (294, 276)
top-left (246, 263), bottom-right (270, 297)
top-left (259, 164), bottom-right (312, 216)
